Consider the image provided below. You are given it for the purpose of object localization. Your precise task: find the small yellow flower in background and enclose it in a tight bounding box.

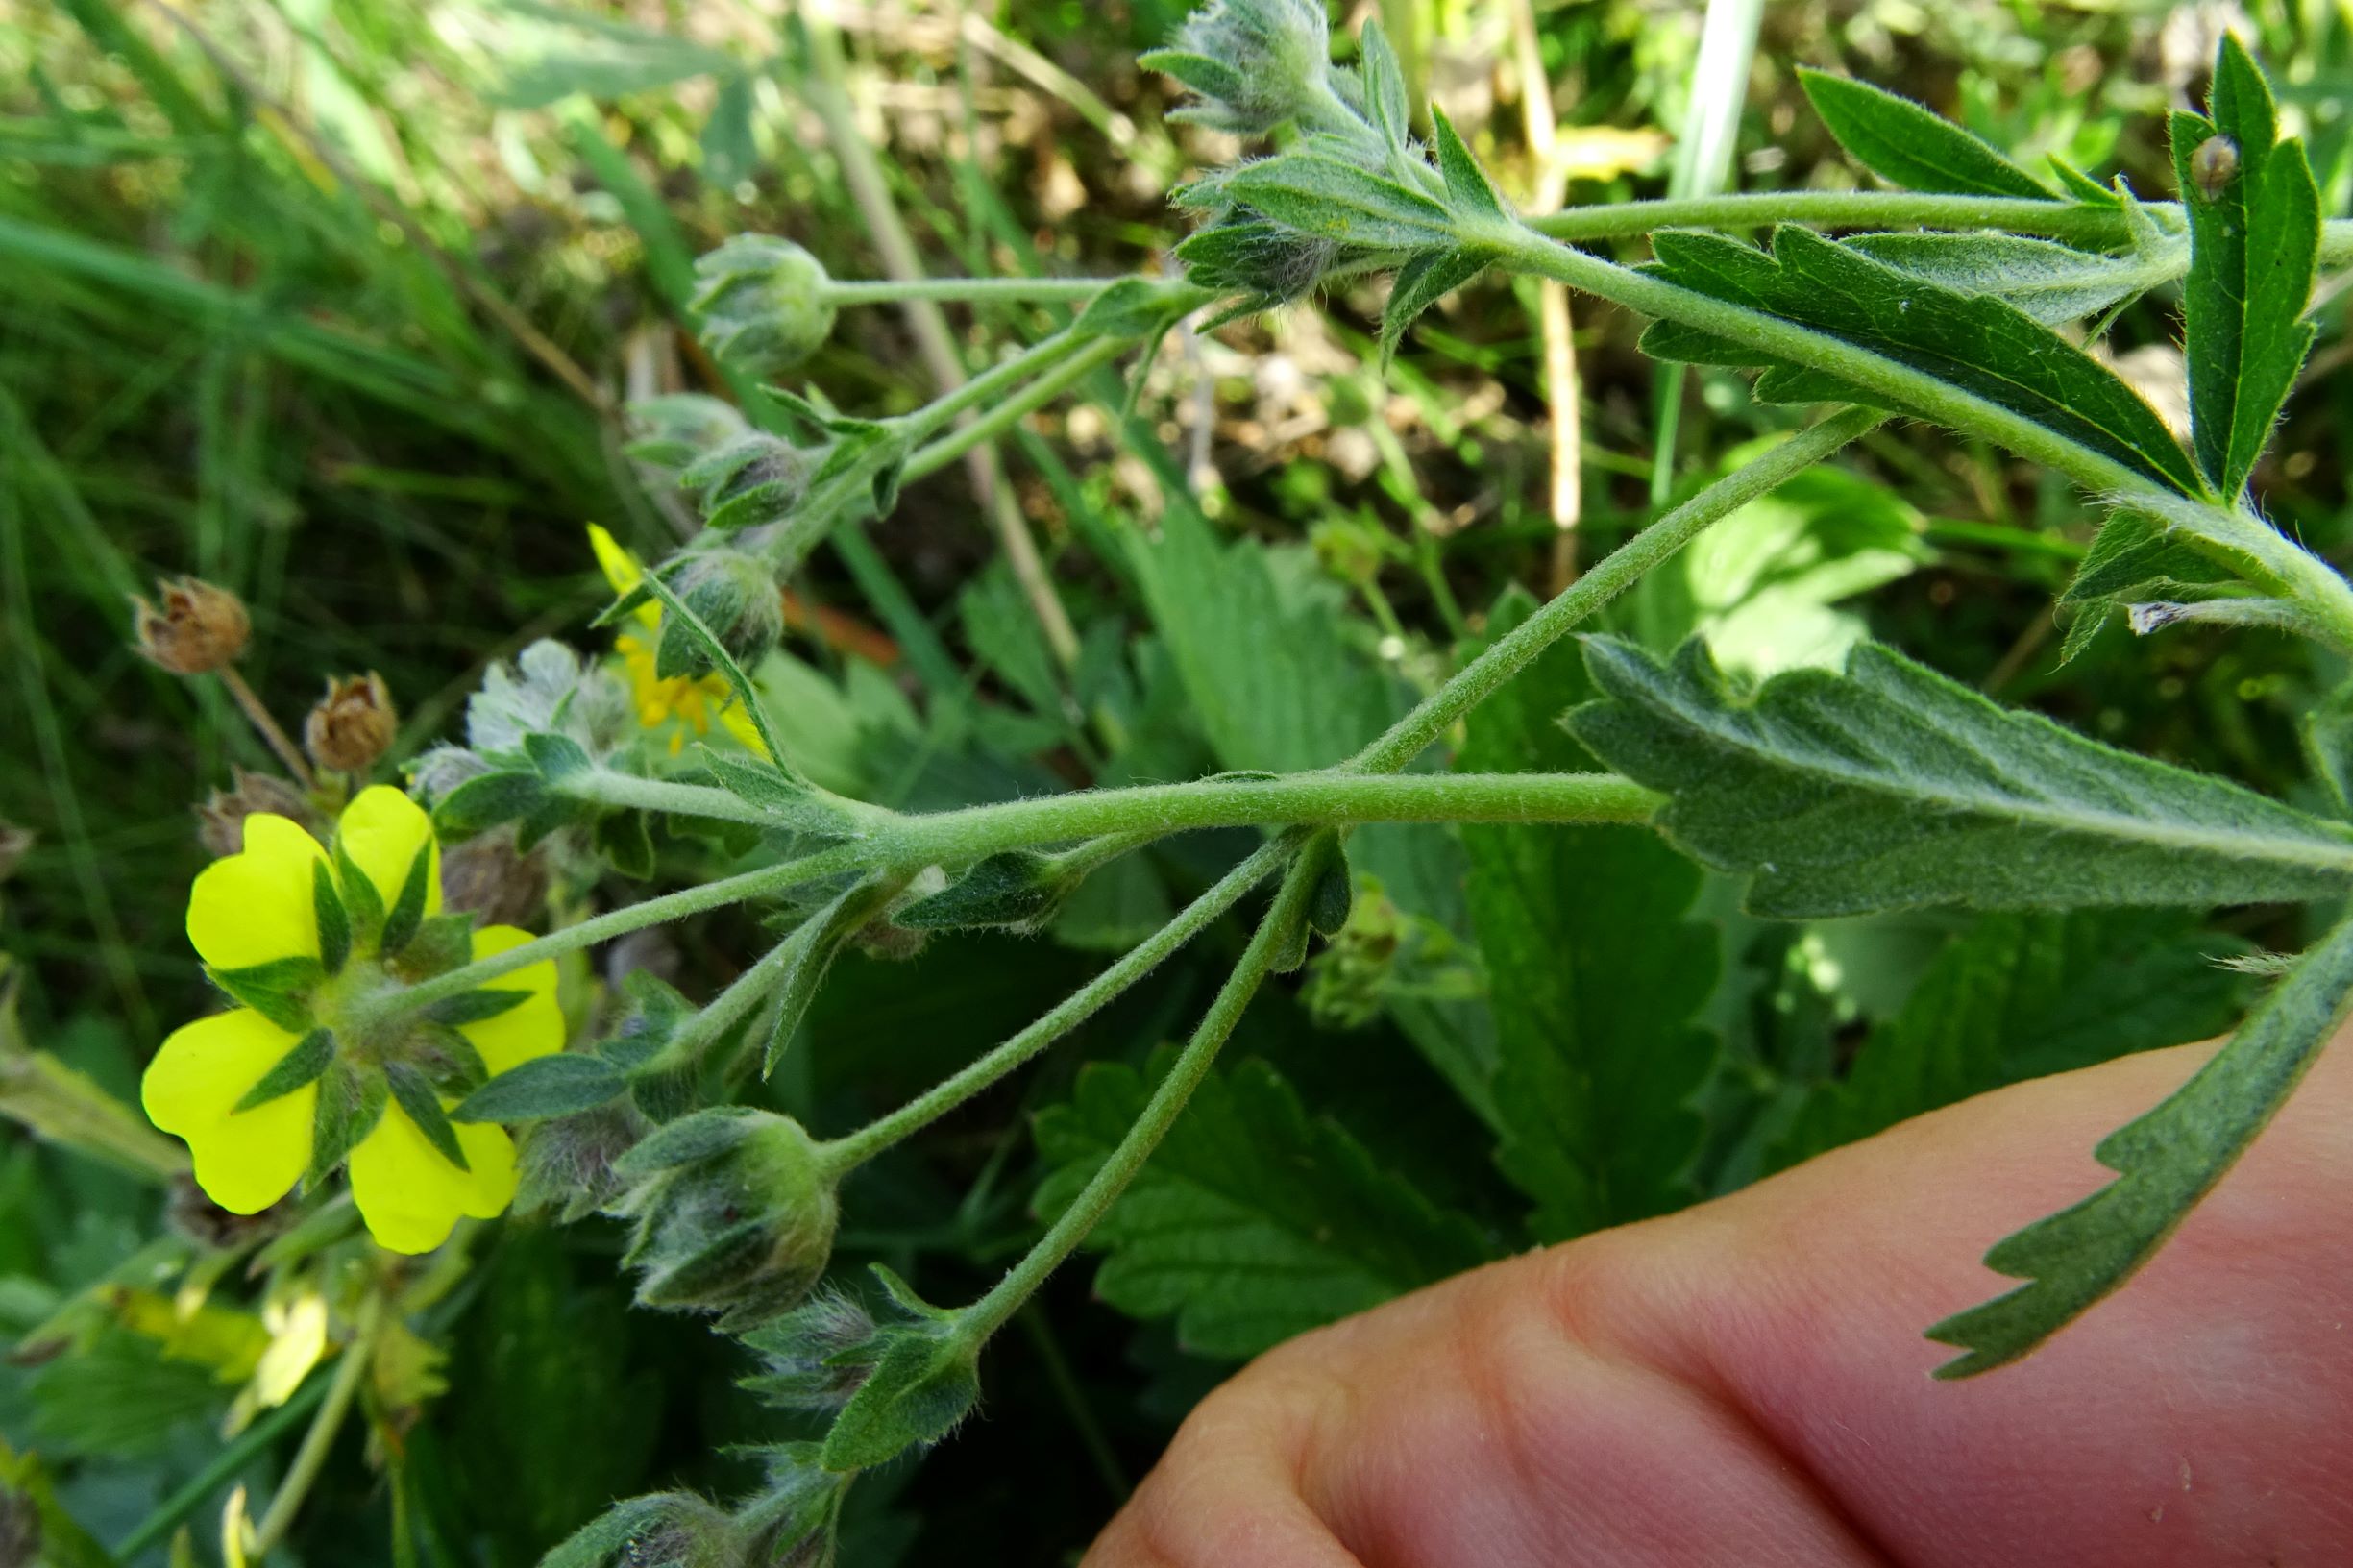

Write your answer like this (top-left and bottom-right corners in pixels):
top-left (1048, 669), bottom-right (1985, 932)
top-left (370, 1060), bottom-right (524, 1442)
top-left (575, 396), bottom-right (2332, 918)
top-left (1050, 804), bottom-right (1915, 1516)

top-left (142, 786), bottom-right (563, 1255)
top-left (586, 523), bottom-right (768, 755)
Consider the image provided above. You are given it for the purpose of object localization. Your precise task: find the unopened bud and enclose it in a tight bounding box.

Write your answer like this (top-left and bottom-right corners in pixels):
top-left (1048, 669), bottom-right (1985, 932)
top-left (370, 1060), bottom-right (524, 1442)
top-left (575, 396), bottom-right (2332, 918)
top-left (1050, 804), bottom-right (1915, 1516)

top-left (626, 393), bottom-right (752, 475)
top-left (194, 768), bottom-right (319, 857)
top-left (691, 236), bottom-right (837, 380)
top-left (545, 1491), bottom-right (745, 1568)
top-left (131, 576), bottom-right (249, 674)
top-left (304, 672), bottom-right (398, 774)
top-left (656, 548), bottom-right (785, 675)
top-left (1149, 0), bottom-right (1336, 135)
top-left (610, 1107), bottom-right (839, 1330)
top-left (678, 432), bottom-right (817, 533)
top-left (741, 1291), bottom-right (880, 1412)
top-left (517, 1103), bottom-right (648, 1222)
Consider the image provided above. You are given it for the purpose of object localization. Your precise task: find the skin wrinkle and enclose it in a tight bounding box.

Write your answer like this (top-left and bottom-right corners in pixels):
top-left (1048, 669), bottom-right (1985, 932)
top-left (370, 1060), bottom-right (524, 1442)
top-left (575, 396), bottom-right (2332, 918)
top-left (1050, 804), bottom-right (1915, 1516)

top-left (1087, 1035), bottom-right (2353, 1568)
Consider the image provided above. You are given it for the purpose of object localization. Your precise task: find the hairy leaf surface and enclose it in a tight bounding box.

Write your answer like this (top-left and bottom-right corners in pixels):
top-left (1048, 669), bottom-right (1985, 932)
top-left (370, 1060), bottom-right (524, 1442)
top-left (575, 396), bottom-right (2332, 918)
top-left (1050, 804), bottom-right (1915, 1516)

top-left (1638, 227), bottom-right (2203, 495)
top-left (1458, 591), bottom-right (1717, 1237)
top-left (1568, 636), bottom-right (2353, 916)
top-left (1927, 910), bottom-right (2353, 1375)
top-left (2171, 39), bottom-right (2320, 499)
top-left (1771, 911), bottom-right (2248, 1169)
top-left (1798, 70), bottom-right (2054, 199)
top-left (1033, 1053), bottom-right (1492, 1358)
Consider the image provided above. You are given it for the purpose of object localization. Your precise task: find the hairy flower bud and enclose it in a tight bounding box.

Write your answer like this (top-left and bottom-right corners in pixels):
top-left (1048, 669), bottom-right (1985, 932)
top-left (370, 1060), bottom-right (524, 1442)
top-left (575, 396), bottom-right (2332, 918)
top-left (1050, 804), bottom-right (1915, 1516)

top-left (1150, 0), bottom-right (1337, 135)
top-left (304, 672), bottom-right (398, 774)
top-left (625, 393), bottom-right (752, 475)
top-left (691, 236), bottom-right (837, 380)
top-left (517, 1103), bottom-right (648, 1222)
top-left (610, 1107), bottom-right (839, 1330)
top-left (194, 768), bottom-right (319, 857)
top-left (740, 1291), bottom-right (880, 1413)
top-left (131, 576), bottom-right (249, 674)
top-left (677, 432), bottom-right (818, 534)
top-left (438, 828), bottom-right (550, 928)
top-left (656, 547), bottom-right (786, 675)
top-left (544, 1491), bottom-right (745, 1568)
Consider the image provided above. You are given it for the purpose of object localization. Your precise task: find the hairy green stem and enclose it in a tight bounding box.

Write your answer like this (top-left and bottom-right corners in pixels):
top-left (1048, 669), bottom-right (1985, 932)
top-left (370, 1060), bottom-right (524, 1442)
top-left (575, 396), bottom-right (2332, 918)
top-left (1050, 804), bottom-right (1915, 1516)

top-left (904, 335), bottom-right (1132, 483)
top-left (897, 327), bottom-right (1091, 448)
top-left (1353, 405), bottom-right (1887, 772)
top-left (954, 839), bottom-right (1323, 1345)
top-left (817, 840), bottom-right (1288, 1174)
top-left (645, 931), bottom-right (801, 1075)
top-left (821, 276), bottom-right (1117, 306)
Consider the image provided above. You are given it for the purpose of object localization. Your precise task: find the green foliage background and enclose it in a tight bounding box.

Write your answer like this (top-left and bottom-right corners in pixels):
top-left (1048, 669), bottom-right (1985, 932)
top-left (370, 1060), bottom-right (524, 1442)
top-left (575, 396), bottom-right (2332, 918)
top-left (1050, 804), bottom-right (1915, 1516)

top-left (3, 0), bottom-right (2350, 1562)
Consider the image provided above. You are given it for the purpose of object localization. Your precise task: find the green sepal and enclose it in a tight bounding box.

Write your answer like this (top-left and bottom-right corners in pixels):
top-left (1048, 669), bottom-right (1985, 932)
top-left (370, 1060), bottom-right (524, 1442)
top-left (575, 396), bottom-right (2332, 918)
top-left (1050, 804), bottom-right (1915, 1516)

top-left (306, 1063), bottom-right (388, 1187)
top-left (413, 1022), bottom-right (491, 1098)
top-left (233, 1028), bottom-right (336, 1114)
top-left (817, 1266), bottom-right (980, 1472)
top-left (393, 912), bottom-right (477, 981)
top-left (1138, 48), bottom-right (1246, 106)
top-left (696, 747), bottom-right (849, 834)
top-left (312, 861), bottom-right (351, 976)
top-left (1308, 845), bottom-right (1354, 937)
top-left (385, 1062), bottom-right (470, 1172)
top-left (1380, 247), bottom-right (1492, 369)
top-left (424, 987), bottom-right (532, 1026)
top-left (1220, 151), bottom-right (1455, 252)
top-left (207, 957), bottom-right (325, 1034)
top-left (379, 842), bottom-right (433, 959)
top-left (760, 878), bottom-right (897, 1078)
top-left (450, 1053), bottom-right (630, 1124)
top-left (1356, 18), bottom-right (1413, 169)
top-left (332, 842), bottom-right (386, 938)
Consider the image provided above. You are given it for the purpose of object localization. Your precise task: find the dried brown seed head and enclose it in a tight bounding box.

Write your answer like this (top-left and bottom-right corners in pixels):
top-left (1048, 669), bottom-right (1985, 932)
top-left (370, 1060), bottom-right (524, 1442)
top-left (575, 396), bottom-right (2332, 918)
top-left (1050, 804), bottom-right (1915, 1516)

top-left (304, 672), bottom-right (399, 774)
top-left (130, 576), bottom-right (250, 675)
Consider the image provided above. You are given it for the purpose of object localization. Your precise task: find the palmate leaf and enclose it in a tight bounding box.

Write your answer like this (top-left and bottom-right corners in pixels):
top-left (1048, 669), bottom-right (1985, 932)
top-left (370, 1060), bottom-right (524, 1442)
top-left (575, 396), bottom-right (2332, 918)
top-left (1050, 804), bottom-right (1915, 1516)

top-left (1928, 910), bottom-right (2353, 1376)
top-left (2170, 36), bottom-right (2321, 499)
top-left (1566, 636), bottom-right (2353, 918)
top-left (1770, 910), bottom-right (2249, 1171)
top-left (1797, 69), bottom-right (2055, 200)
top-left (1033, 1053), bottom-right (1492, 1358)
top-left (1638, 226), bottom-right (2204, 496)
top-left (1458, 591), bottom-right (1717, 1237)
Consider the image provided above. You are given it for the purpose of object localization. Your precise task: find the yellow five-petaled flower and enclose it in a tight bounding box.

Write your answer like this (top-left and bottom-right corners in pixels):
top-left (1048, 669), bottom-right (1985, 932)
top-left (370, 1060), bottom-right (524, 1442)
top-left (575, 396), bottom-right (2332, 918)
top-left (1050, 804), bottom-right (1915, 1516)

top-left (142, 787), bottom-right (564, 1254)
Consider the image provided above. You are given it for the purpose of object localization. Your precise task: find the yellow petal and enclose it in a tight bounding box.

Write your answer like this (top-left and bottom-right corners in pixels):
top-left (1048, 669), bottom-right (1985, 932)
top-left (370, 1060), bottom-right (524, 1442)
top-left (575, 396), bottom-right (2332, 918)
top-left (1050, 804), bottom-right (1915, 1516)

top-left (346, 1101), bottom-right (516, 1254)
top-left (588, 523), bottom-right (663, 632)
top-left (335, 785), bottom-right (441, 922)
top-left (719, 699), bottom-right (770, 757)
top-left (456, 925), bottom-right (565, 1077)
top-left (142, 1010), bottom-right (315, 1214)
top-left (186, 814), bottom-right (329, 970)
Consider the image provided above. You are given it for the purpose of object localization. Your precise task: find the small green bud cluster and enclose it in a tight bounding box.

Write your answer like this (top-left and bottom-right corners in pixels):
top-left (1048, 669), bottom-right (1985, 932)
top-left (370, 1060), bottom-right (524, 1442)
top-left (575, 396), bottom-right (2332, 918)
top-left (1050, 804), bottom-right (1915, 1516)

top-left (1144, 0), bottom-right (1346, 137)
top-left (545, 1449), bottom-right (850, 1568)
top-left (691, 235), bottom-right (838, 381)
top-left (610, 1106), bottom-right (840, 1331)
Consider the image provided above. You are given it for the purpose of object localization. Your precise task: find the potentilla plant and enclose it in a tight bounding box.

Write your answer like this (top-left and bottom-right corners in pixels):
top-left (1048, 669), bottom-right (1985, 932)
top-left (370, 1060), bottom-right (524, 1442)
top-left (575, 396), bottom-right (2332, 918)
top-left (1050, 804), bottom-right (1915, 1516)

top-left (17, 7), bottom-right (2351, 1562)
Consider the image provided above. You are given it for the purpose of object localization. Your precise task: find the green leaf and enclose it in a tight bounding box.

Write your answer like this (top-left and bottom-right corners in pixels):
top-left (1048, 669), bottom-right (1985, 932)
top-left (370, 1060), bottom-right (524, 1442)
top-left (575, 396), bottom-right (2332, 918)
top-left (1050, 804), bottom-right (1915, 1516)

top-left (1568, 636), bottom-right (2353, 917)
top-left (451, 1053), bottom-right (629, 1123)
top-left (1842, 233), bottom-right (2169, 326)
top-left (1770, 911), bottom-right (2249, 1169)
top-left (523, 730), bottom-right (593, 783)
top-left (895, 851), bottom-right (1065, 932)
top-left (1797, 69), bottom-right (2054, 200)
top-left (759, 878), bottom-right (896, 1078)
top-left (2053, 509), bottom-right (2239, 663)
top-left (2171, 37), bottom-right (2321, 498)
top-left (1928, 909), bottom-right (2353, 1375)
top-left (1379, 247), bottom-right (1491, 368)
top-left (233, 1027), bottom-right (336, 1113)
top-left (1220, 152), bottom-right (1456, 251)
top-left (386, 1062), bottom-right (469, 1172)
top-left (1429, 105), bottom-right (1506, 219)
top-left (1356, 19), bottom-right (1412, 167)
top-left (818, 1266), bottom-right (979, 1472)
top-left (1033, 1053), bottom-right (1492, 1358)
top-left (1639, 226), bottom-right (2203, 496)
top-left (591, 808), bottom-right (656, 880)
top-left (696, 748), bottom-right (841, 831)
top-left (431, 769), bottom-right (548, 839)
top-left (1458, 591), bottom-right (1717, 1237)
top-left (313, 860), bottom-right (350, 976)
